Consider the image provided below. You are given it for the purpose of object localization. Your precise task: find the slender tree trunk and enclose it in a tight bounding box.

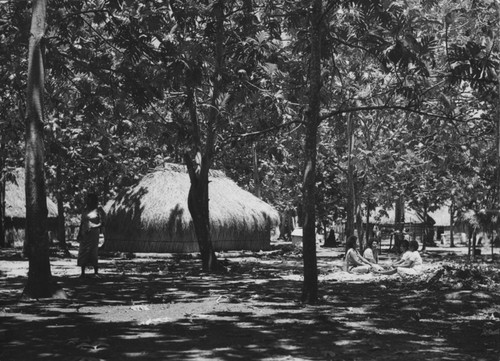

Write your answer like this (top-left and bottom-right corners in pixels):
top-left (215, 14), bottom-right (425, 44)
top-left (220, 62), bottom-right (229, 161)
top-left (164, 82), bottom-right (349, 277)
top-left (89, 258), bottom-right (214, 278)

top-left (346, 111), bottom-right (355, 246)
top-left (355, 196), bottom-right (363, 249)
top-left (394, 195), bottom-right (405, 251)
top-left (472, 229), bottom-right (477, 260)
top-left (55, 162), bottom-right (69, 255)
top-left (449, 199), bottom-right (455, 247)
top-left (23, 0), bottom-right (60, 298)
top-left (252, 142), bottom-right (261, 198)
top-left (300, 0), bottom-right (322, 304)
top-left (0, 146), bottom-right (5, 247)
top-left (365, 201), bottom-right (370, 249)
top-left (422, 204), bottom-right (428, 251)
top-left (467, 225), bottom-right (471, 259)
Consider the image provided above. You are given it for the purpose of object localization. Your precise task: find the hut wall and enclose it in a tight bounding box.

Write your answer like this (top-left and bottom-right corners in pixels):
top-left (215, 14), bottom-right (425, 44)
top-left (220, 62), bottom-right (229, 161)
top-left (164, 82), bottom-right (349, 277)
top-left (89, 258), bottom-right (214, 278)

top-left (4, 217), bottom-right (59, 248)
top-left (103, 230), bottom-right (271, 253)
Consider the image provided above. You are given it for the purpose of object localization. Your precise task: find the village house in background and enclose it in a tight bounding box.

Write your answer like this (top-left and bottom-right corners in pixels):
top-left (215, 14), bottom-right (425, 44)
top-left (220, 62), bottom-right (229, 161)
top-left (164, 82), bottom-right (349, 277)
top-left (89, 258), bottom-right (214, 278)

top-left (4, 168), bottom-right (58, 248)
top-left (103, 163), bottom-right (280, 253)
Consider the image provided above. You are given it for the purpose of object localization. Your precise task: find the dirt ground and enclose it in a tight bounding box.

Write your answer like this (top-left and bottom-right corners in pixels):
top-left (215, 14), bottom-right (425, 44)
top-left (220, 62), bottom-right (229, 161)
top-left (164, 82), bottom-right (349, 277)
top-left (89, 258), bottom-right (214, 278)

top-left (0, 241), bottom-right (499, 361)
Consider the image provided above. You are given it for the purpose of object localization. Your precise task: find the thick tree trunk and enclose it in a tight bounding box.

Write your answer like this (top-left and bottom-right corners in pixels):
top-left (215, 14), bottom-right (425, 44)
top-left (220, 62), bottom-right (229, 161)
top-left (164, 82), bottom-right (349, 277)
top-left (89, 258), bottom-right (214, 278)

top-left (302, 135), bottom-right (318, 304)
top-left (185, 154), bottom-right (220, 272)
top-left (183, 0), bottom-right (224, 273)
top-left (23, 0), bottom-right (60, 299)
top-left (496, 1), bottom-right (500, 261)
top-left (300, 0), bottom-right (321, 304)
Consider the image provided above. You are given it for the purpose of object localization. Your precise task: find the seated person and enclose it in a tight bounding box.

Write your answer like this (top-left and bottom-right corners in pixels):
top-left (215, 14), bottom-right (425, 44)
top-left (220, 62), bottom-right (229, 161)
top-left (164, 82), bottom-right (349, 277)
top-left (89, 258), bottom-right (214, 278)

top-left (363, 238), bottom-right (384, 271)
top-left (392, 239), bottom-right (411, 267)
top-left (396, 240), bottom-right (423, 276)
top-left (375, 239), bottom-right (410, 275)
top-left (344, 235), bottom-right (378, 274)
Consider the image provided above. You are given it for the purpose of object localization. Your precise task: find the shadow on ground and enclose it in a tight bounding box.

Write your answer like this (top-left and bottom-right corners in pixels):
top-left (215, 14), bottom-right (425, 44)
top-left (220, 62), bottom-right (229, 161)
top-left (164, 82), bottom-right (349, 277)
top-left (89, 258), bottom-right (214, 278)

top-left (0, 247), bottom-right (499, 361)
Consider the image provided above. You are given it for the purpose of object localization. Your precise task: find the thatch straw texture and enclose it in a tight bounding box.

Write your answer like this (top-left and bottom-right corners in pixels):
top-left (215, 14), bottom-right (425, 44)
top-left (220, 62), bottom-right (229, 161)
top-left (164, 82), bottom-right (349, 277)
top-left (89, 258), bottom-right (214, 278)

top-left (5, 168), bottom-right (58, 219)
top-left (104, 163), bottom-right (280, 253)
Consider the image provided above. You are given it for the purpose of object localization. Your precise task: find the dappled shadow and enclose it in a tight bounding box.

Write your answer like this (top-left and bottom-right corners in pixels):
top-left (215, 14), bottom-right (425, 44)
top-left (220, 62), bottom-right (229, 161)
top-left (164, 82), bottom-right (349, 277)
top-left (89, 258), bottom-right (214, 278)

top-left (1, 249), bottom-right (499, 360)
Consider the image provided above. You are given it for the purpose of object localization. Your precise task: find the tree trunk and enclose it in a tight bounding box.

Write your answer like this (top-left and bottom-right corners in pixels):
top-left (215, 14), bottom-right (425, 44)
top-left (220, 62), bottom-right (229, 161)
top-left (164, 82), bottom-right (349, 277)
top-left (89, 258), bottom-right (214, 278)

top-left (55, 162), bottom-right (69, 254)
top-left (449, 199), bottom-right (455, 247)
top-left (472, 230), bottom-right (477, 260)
top-left (496, 1), bottom-right (500, 261)
top-left (300, 0), bottom-right (322, 305)
top-left (0, 148), bottom-right (5, 247)
top-left (422, 204), bottom-right (428, 251)
top-left (394, 196), bottom-right (405, 252)
top-left (184, 154), bottom-right (220, 272)
top-left (252, 142), bottom-right (261, 198)
top-left (467, 226), bottom-right (472, 260)
top-left (183, 0), bottom-right (225, 273)
top-left (23, 0), bottom-right (59, 299)
top-left (365, 201), bottom-right (370, 249)
top-left (355, 197), bottom-right (363, 249)
top-left (346, 111), bottom-right (355, 246)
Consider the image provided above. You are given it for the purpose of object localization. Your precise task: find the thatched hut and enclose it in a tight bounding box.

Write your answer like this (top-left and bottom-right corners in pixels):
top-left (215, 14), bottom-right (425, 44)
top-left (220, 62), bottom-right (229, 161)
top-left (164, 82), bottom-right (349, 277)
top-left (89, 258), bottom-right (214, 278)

top-left (103, 164), bottom-right (280, 253)
top-left (4, 168), bottom-right (59, 247)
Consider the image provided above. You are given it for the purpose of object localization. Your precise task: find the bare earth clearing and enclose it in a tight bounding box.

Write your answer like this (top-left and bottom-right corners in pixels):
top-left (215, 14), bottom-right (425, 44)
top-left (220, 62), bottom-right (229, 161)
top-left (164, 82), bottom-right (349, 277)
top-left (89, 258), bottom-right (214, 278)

top-left (0, 241), bottom-right (499, 361)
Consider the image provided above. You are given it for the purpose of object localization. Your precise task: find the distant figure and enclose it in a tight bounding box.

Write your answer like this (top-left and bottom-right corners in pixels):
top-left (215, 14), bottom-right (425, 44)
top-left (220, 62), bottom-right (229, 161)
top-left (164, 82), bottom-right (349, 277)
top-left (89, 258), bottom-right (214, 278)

top-left (344, 235), bottom-right (378, 274)
top-left (323, 228), bottom-right (337, 247)
top-left (77, 193), bottom-right (106, 278)
top-left (396, 240), bottom-right (423, 276)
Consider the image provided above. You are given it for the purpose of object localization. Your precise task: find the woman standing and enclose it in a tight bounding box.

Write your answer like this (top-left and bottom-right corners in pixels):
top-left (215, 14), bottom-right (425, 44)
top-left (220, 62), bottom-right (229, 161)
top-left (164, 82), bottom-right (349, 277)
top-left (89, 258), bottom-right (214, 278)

top-left (77, 193), bottom-right (105, 278)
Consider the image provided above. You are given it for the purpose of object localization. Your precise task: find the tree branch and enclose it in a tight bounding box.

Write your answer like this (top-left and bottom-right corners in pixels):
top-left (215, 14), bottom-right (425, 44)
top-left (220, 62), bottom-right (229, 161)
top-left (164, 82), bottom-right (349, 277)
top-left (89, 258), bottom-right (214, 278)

top-left (319, 104), bottom-right (455, 122)
top-left (219, 119), bottom-right (303, 146)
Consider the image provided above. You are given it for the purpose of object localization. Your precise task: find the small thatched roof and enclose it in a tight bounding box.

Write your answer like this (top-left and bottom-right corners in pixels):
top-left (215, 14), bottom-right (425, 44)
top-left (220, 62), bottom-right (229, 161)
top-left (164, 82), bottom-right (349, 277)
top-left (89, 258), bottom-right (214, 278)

top-left (5, 168), bottom-right (58, 219)
top-left (104, 163), bottom-right (280, 253)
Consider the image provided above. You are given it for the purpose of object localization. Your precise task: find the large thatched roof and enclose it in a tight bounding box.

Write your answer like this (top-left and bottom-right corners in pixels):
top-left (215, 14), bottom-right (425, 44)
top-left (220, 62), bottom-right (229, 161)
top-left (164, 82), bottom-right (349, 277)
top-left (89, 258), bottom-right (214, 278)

top-left (104, 163), bottom-right (280, 252)
top-left (5, 168), bottom-right (58, 219)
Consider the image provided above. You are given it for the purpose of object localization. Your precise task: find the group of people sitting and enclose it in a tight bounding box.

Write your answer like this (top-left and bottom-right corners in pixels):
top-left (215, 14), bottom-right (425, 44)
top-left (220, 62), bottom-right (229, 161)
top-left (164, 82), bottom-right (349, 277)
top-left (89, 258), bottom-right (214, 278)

top-left (344, 235), bottom-right (423, 276)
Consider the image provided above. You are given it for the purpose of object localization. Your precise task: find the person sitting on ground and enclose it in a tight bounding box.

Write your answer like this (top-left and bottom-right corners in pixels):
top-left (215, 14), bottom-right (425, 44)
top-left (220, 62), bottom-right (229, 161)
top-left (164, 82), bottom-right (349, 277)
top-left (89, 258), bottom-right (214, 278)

top-left (344, 235), bottom-right (378, 274)
top-left (374, 239), bottom-right (411, 275)
top-left (396, 240), bottom-right (423, 276)
top-left (363, 238), bottom-right (380, 263)
top-left (391, 239), bottom-right (411, 267)
top-left (363, 238), bottom-right (384, 272)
